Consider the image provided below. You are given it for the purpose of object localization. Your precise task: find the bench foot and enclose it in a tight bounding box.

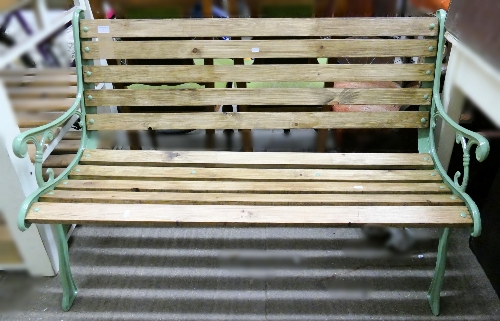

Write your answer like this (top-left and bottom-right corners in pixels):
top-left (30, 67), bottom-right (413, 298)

top-left (427, 228), bottom-right (450, 316)
top-left (54, 224), bottom-right (78, 311)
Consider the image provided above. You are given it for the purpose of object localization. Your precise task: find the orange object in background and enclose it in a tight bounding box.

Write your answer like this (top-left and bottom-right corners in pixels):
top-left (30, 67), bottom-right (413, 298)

top-left (410, 0), bottom-right (450, 11)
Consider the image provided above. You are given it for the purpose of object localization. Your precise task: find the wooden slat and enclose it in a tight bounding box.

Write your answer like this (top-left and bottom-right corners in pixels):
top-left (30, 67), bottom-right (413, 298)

top-left (69, 165), bottom-right (442, 182)
top-left (80, 150), bottom-right (435, 169)
top-left (86, 112), bottom-right (430, 130)
top-left (44, 154), bottom-right (76, 168)
top-left (80, 18), bottom-right (439, 38)
top-left (83, 64), bottom-right (435, 83)
top-left (42, 167), bottom-right (65, 181)
top-left (4, 75), bottom-right (77, 87)
top-left (40, 190), bottom-right (463, 206)
top-left (0, 68), bottom-right (76, 76)
top-left (56, 180), bottom-right (449, 194)
top-left (8, 86), bottom-right (77, 98)
top-left (85, 88), bottom-right (432, 107)
top-left (63, 131), bottom-right (82, 140)
top-left (52, 140), bottom-right (79, 154)
top-left (17, 112), bottom-right (64, 128)
top-left (82, 39), bottom-right (438, 60)
top-left (12, 98), bottom-right (76, 112)
top-left (26, 203), bottom-right (471, 227)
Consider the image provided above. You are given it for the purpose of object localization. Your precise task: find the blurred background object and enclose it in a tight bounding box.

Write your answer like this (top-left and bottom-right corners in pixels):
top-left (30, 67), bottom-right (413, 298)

top-left (439, 0), bottom-right (500, 300)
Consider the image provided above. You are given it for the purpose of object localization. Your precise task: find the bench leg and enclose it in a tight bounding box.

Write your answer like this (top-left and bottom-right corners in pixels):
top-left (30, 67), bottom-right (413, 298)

top-left (54, 224), bottom-right (78, 311)
top-left (427, 228), bottom-right (450, 316)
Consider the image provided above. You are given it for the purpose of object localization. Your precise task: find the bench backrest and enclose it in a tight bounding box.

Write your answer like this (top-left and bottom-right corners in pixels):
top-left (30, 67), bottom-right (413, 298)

top-left (78, 16), bottom-right (439, 133)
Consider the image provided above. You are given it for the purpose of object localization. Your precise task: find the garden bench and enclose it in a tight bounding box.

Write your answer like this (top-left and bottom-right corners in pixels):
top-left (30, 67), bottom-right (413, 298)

top-left (13, 9), bottom-right (490, 315)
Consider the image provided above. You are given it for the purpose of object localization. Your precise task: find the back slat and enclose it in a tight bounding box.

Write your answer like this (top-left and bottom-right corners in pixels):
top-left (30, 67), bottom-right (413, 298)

top-left (83, 64), bottom-right (434, 83)
top-left (86, 112), bottom-right (429, 130)
top-left (84, 88), bottom-right (432, 106)
top-left (80, 18), bottom-right (439, 38)
top-left (81, 39), bottom-right (438, 60)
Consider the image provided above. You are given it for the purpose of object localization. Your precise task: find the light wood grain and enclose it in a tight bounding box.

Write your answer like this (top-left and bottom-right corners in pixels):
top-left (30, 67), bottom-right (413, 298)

top-left (51, 140), bottom-right (80, 154)
top-left (63, 131), bottom-right (82, 140)
top-left (80, 150), bottom-right (435, 169)
top-left (83, 64), bottom-right (435, 83)
top-left (80, 18), bottom-right (439, 38)
top-left (56, 179), bottom-right (449, 194)
top-left (86, 112), bottom-right (429, 130)
top-left (44, 154), bottom-right (76, 168)
top-left (8, 86), bottom-right (77, 98)
top-left (42, 167), bottom-right (65, 181)
top-left (84, 88), bottom-right (432, 107)
top-left (69, 165), bottom-right (442, 182)
top-left (82, 39), bottom-right (438, 59)
top-left (4, 75), bottom-right (77, 87)
top-left (17, 112), bottom-right (64, 128)
top-left (41, 190), bottom-right (463, 206)
top-left (26, 203), bottom-right (471, 227)
top-left (12, 98), bottom-right (76, 112)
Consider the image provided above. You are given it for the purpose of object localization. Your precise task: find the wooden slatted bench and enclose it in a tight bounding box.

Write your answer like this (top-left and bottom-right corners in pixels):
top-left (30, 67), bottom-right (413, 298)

top-left (12, 9), bottom-right (490, 315)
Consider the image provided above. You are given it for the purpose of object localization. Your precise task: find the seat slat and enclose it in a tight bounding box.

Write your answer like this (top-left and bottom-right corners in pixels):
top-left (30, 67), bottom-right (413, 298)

top-left (12, 98), bottom-right (76, 112)
top-left (82, 39), bottom-right (438, 60)
top-left (4, 75), bottom-right (77, 87)
top-left (83, 64), bottom-right (435, 83)
top-left (69, 165), bottom-right (442, 182)
top-left (86, 112), bottom-right (429, 131)
top-left (40, 190), bottom-right (463, 206)
top-left (8, 86), bottom-right (77, 98)
top-left (44, 154), bottom-right (76, 168)
top-left (56, 180), bottom-right (449, 194)
top-left (26, 203), bottom-right (471, 227)
top-left (80, 18), bottom-right (439, 38)
top-left (81, 150), bottom-right (435, 169)
top-left (17, 112), bottom-right (64, 128)
top-left (85, 88), bottom-right (432, 107)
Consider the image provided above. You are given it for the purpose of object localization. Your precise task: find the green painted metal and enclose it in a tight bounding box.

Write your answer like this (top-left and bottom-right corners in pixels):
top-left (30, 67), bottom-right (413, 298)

top-left (13, 9), bottom-right (88, 232)
top-left (428, 46), bottom-right (435, 52)
top-left (427, 228), bottom-right (450, 316)
top-left (54, 224), bottom-right (78, 311)
top-left (429, 23), bottom-right (436, 30)
top-left (83, 26), bottom-right (88, 32)
top-left (84, 47), bottom-right (90, 52)
top-left (427, 10), bottom-right (489, 237)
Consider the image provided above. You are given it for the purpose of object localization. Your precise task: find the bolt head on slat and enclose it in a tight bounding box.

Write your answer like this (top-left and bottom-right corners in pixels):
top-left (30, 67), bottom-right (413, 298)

top-left (460, 213), bottom-right (467, 218)
top-left (86, 71), bottom-right (92, 76)
top-left (33, 208), bottom-right (39, 212)
top-left (440, 186), bottom-right (446, 189)
top-left (89, 119), bottom-right (95, 124)
top-left (428, 46), bottom-right (435, 52)
top-left (88, 95), bottom-right (93, 100)
top-left (84, 47), bottom-right (90, 53)
top-left (426, 70), bottom-right (432, 75)
top-left (421, 118), bottom-right (427, 124)
top-left (83, 26), bottom-right (89, 32)
top-left (429, 23), bottom-right (436, 30)
top-left (84, 154), bottom-right (90, 157)
top-left (63, 181), bottom-right (68, 185)
top-left (424, 157), bottom-right (430, 161)
top-left (430, 173), bottom-right (436, 176)
top-left (424, 94), bottom-right (429, 100)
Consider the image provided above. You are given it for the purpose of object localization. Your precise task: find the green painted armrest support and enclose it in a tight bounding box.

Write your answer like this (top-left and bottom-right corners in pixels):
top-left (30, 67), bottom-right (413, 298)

top-left (429, 10), bottom-right (490, 237)
top-left (13, 9), bottom-right (88, 231)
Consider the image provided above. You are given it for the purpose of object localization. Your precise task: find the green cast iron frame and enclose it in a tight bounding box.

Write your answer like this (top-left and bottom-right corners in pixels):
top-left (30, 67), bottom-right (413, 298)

top-left (11, 9), bottom-right (489, 315)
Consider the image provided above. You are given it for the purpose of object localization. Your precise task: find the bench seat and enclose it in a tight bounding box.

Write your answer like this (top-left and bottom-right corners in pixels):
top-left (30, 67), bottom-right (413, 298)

top-left (26, 149), bottom-right (472, 227)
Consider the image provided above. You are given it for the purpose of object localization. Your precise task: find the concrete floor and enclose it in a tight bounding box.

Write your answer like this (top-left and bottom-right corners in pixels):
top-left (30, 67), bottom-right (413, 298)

top-left (1, 129), bottom-right (499, 320)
